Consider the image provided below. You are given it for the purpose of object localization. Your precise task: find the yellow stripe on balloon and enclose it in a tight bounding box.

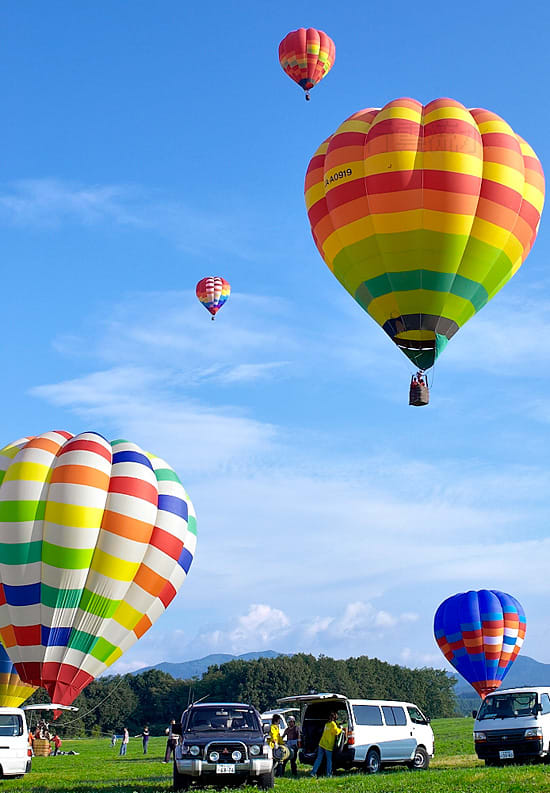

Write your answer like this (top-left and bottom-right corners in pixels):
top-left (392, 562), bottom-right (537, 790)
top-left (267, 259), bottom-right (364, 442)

top-left (523, 183), bottom-right (545, 212)
top-left (367, 290), bottom-right (475, 327)
top-left (423, 106), bottom-right (478, 125)
top-left (3, 462), bottom-right (52, 483)
top-left (421, 151), bottom-right (483, 175)
top-left (370, 105), bottom-right (421, 126)
top-left (44, 502), bottom-right (105, 529)
top-left (305, 182), bottom-right (328, 209)
top-left (90, 548), bottom-right (140, 581)
top-left (112, 600), bottom-right (142, 631)
top-left (322, 217), bottom-right (376, 262)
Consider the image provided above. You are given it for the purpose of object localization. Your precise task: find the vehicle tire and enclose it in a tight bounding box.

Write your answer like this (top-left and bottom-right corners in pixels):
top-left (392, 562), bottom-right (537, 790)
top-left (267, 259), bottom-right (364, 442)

top-left (258, 768), bottom-right (275, 789)
top-left (173, 765), bottom-right (191, 790)
top-left (365, 748), bottom-right (381, 774)
top-left (408, 746), bottom-right (429, 770)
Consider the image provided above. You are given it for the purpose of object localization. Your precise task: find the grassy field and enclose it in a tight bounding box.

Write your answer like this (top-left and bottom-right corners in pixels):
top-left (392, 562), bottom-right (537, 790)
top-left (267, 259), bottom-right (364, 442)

top-left (2, 718), bottom-right (550, 792)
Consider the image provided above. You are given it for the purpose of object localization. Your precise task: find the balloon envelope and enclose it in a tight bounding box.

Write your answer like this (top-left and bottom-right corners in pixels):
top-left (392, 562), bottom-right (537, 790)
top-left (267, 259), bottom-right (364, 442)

top-left (0, 641), bottom-right (35, 707)
top-left (434, 589), bottom-right (526, 697)
top-left (196, 277), bottom-right (230, 317)
top-left (305, 97), bottom-right (545, 370)
top-left (278, 28), bottom-right (335, 95)
top-left (0, 431), bottom-right (196, 706)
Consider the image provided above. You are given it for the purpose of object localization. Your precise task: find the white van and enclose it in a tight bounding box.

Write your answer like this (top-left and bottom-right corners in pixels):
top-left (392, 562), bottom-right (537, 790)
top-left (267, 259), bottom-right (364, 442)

top-left (0, 707), bottom-right (31, 778)
top-left (260, 709), bottom-right (300, 736)
top-left (473, 686), bottom-right (550, 765)
top-left (278, 692), bottom-right (434, 773)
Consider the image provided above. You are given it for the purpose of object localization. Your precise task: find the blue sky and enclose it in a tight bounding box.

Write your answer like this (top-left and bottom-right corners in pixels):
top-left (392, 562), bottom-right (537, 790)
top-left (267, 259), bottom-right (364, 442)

top-left (1, 0), bottom-right (549, 678)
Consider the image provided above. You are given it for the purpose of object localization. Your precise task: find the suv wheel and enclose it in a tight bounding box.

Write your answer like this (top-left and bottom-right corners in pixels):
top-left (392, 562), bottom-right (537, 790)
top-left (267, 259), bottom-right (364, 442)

top-left (408, 746), bottom-right (429, 770)
top-left (173, 764), bottom-right (191, 790)
top-left (365, 748), bottom-right (381, 774)
top-left (258, 768), bottom-right (275, 789)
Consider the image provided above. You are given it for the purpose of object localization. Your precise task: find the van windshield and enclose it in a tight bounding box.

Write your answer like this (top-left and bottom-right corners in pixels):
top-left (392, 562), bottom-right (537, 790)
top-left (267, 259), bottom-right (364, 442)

top-left (0, 714), bottom-right (23, 737)
top-left (477, 692), bottom-right (538, 720)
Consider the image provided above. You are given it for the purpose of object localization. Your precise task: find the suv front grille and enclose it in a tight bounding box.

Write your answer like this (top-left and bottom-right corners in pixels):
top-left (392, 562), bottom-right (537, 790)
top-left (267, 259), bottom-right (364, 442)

top-left (206, 741), bottom-right (248, 763)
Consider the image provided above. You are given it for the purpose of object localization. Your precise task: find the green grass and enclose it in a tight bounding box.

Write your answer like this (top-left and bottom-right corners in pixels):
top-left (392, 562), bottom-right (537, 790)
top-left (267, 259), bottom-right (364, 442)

top-left (2, 719), bottom-right (550, 792)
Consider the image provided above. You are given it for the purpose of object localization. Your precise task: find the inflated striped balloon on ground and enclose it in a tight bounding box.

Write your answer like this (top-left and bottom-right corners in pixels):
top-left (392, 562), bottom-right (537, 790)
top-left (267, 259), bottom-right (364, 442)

top-left (279, 28), bottom-right (335, 100)
top-left (0, 431), bottom-right (196, 707)
top-left (434, 589), bottom-right (526, 698)
top-left (0, 640), bottom-right (35, 707)
top-left (305, 97), bottom-right (545, 371)
top-left (196, 277), bottom-right (231, 319)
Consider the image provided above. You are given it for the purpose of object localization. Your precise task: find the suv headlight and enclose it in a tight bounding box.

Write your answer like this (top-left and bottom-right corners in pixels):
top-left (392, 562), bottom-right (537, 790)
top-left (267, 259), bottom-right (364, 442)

top-left (209, 751), bottom-right (219, 762)
top-left (190, 745), bottom-right (201, 756)
top-left (525, 728), bottom-right (543, 739)
top-left (473, 732), bottom-right (486, 741)
top-left (232, 750), bottom-right (242, 762)
top-left (250, 745), bottom-right (261, 756)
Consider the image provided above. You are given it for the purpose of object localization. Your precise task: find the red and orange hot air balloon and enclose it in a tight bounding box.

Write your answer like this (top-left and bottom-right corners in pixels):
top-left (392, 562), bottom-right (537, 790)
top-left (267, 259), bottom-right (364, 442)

top-left (278, 28), bottom-right (335, 100)
top-left (196, 277), bottom-right (231, 320)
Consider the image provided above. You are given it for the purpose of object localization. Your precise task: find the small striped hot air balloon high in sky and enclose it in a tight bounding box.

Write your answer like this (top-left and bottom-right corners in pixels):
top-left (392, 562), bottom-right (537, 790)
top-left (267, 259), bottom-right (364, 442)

top-left (0, 431), bottom-right (196, 707)
top-left (278, 27), bottom-right (335, 100)
top-left (196, 276), bottom-right (231, 319)
top-left (434, 589), bottom-right (526, 698)
top-left (305, 97), bottom-right (545, 374)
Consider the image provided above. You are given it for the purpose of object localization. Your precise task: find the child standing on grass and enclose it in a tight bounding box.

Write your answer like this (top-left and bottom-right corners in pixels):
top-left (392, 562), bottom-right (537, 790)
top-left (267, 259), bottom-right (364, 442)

top-left (119, 727), bottom-right (129, 757)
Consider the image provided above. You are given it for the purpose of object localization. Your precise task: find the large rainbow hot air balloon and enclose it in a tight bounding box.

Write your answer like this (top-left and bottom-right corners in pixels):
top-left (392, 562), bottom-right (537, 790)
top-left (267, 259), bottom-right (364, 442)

top-left (0, 431), bottom-right (196, 707)
top-left (278, 28), bottom-right (335, 100)
top-left (305, 98), bottom-right (545, 375)
top-left (196, 277), bottom-right (230, 319)
top-left (434, 589), bottom-right (526, 698)
top-left (0, 641), bottom-right (35, 707)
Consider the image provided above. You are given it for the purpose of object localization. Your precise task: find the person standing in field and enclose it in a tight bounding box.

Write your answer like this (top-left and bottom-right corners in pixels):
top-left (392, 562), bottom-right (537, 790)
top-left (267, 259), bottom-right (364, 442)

top-left (164, 719), bottom-right (177, 763)
top-left (140, 725), bottom-right (150, 754)
top-left (282, 715), bottom-right (301, 777)
top-left (309, 712), bottom-right (342, 778)
top-left (111, 732), bottom-right (117, 748)
top-left (119, 727), bottom-right (129, 757)
top-left (267, 714), bottom-right (285, 777)
top-left (52, 733), bottom-right (62, 756)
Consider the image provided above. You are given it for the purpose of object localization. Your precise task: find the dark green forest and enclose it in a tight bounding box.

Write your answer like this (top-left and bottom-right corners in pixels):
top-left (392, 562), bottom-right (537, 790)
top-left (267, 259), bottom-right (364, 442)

top-left (26, 653), bottom-right (458, 736)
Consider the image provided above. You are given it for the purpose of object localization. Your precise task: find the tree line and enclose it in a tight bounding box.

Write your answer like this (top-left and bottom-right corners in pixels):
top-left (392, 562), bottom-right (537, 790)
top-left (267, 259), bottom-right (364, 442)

top-left (25, 653), bottom-right (458, 736)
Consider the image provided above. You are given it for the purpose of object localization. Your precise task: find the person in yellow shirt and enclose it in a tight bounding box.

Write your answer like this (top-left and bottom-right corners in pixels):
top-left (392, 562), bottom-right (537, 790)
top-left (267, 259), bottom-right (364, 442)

top-left (267, 714), bottom-right (285, 777)
top-left (309, 712), bottom-right (342, 778)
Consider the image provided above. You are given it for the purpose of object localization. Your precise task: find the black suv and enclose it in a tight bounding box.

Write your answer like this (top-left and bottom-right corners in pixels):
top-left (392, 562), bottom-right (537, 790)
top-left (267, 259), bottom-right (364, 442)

top-left (173, 702), bottom-right (274, 789)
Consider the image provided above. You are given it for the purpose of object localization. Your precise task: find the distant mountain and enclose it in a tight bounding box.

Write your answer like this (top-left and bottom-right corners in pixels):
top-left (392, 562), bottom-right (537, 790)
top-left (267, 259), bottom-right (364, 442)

top-left (454, 655), bottom-right (550, 715)
top-left (134, 650), bottom-right (283, 680)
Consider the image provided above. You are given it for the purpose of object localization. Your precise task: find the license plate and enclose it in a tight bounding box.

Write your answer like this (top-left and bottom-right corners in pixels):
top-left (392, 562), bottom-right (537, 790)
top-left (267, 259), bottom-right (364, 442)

top-left (216, 764), bottom-right (235, 774)
top-left (499, 750), bottom-right (514, 759)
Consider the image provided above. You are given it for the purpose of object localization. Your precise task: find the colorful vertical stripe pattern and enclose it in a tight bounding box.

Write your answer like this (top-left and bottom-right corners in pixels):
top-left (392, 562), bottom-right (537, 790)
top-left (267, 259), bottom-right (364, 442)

top-left (305, 98), bottom-right (545, 370)
top-left (434, 589), bottom-right (526, 698)
top-left (0, 431), bottom-right (197, 706)
top-left (278, 28), bottom-right (335, 95)
top-left (196, 277), bottom-right (231, 318)
top-left (0, 640), bottom-right (35, 707)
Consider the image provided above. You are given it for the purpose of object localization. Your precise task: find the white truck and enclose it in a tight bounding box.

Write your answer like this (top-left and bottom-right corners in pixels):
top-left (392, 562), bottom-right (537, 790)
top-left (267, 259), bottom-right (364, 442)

top-left (473, 686), bottom-right (550, 765)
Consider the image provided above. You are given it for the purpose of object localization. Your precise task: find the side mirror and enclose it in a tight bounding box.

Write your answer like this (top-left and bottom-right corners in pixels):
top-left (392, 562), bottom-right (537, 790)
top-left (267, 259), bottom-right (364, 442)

top-left (471, 710), bottom-right (478, 719)
top-left (172, 724), bottom-right (182, 736)
top-left (536, 703), bottom-right (543, 714)
top-left (425, 717), bottom-right (431, 724)
top-left (263, 724), bottom-right (270, 735)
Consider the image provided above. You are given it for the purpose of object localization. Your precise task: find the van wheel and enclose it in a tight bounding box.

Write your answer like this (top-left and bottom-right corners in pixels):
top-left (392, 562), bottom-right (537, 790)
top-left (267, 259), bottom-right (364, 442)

top-left (365, 748), bottom-right (381, 774)
top-left (258, 768), bottom-right (275, 789)
top-left (173, 766), bottom-right (191, 790)
top-left (408, 747), bottom-right (429, 770)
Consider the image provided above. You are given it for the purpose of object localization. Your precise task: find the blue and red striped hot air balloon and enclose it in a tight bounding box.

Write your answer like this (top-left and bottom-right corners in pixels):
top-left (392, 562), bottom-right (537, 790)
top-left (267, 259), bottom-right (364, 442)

top-left (434, 590), bottom-right (526, 698)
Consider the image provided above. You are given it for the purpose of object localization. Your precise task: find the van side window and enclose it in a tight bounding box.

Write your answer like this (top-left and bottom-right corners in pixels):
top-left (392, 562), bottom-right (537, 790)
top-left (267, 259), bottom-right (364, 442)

top-left (407, 706), bottom-right (426, 724)
top-left (541, 694), bottom-right (550, 714)
top-left (382, 706), bottom-right (395, 725)
top-left (0, 715), bottom-right (23, 737)
top-left (392, 707), bottom-right (407, 726)
top-left (353, 705), bottom-right (383, 726)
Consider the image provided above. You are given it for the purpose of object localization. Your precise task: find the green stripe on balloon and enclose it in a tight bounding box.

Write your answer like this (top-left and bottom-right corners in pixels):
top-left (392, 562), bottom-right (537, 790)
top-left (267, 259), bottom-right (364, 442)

top-left (0, 542), bottom-right (41, 565)
top-left (0, 501), bottom-right (46, 521)
top-left (188, 515), bottom-right (197, 536)
top-left (359, 270), bottom-right (489, 311)
top-left (90, 635), bottom-right (118, 663)
top-left (79, 589), bottom-right (119, 619)
top-left (155, 468), bottom-right (181, 482)
top-left (42, 542), bottom-right (95, 570)
top-left (41, 584), bottom-right (82, 609)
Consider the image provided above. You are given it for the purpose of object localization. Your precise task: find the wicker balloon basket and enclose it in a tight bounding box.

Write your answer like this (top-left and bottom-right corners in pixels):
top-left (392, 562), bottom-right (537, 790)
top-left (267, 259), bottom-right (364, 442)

top-left (33, 738), bottom-right (51, 756)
